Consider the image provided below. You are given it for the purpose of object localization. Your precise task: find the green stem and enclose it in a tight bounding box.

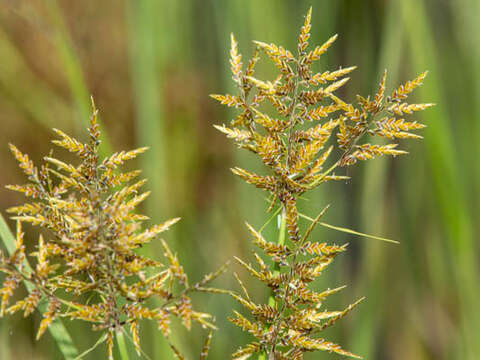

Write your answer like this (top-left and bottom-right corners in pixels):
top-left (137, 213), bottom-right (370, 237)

top-left (258, 207), bottom-right (287, 360)
top-left (268, 207), bottom-right (287, 308)
top-left (116, 330), bottom-right (130, 360)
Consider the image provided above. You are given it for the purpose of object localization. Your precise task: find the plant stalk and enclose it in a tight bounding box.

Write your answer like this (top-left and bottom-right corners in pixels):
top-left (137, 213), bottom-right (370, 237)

top-left (268, 207), bottom-right (287, 308)
top-left (116, 330), bottom-right (130, 360)
top-left (258, 207), bottom-right (287, 360)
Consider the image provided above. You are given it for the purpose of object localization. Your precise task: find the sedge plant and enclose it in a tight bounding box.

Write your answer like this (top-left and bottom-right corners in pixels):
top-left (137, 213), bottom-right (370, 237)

top-left (211, 7), bottom-right (433, 360)
top-left (0, 99), bottom-right (225, 359)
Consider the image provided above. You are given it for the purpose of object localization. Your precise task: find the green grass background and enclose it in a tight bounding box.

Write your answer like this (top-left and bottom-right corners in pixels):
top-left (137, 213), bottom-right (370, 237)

top-left (0, 0), bottom-right (478, 359)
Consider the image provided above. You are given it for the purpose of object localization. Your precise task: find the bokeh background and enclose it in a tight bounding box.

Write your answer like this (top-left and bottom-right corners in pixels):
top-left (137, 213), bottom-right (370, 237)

top-left (0, 0), bottom-right (478, 359)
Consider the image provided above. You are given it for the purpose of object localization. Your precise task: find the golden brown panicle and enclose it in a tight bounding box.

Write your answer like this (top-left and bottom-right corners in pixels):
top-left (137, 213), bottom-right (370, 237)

top-left (212, 6), bottom-right (433, 360)
top-left (0, 99), bottom-right (225, 359)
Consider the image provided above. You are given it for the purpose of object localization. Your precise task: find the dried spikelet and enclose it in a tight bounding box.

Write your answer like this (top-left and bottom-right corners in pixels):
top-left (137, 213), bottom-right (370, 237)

top-left (5, 184), bottom-right (41, 199)
top-left (246, 46), bottom-right (260, 78)
top-left (392, 71), bottom-right (428, 100)
top-left (0, 273), bottom-right (21, 316)
top-left (317, 297), bottom-right (365, 332)
top-left (200, 331), bottom-right (214, 360)
top-left (230, 311), bottom-right (266, 339)
top-left (214, 124), bottom-right (252, 142)
top-left (131, 320), bottom-right (141, 355)
top-left (9, 144), bottom-right (39, 181)
top-left (103, 147), bottom-right (149, 168)
top-left (292, 139), bottom-right (327, 173)
top-left (231, 167), bottom-right (277, 192)
top-left (298, 7), bottom-right (312, 52)
top-left (375, 70), bottom-right (387, 108)
top-left (304, 105), bottom-right (341, 121)
top-left (51, 128), bottom-right (88, 157)
top-left (254, 41), bottom-right (295, 62)
top-left (252, 303), bottom-right (278, 321)
top-left (245, 76), bottom-right (277, 94)
top-left (107, 330), bottom-right (114, 360)
top-left (324, 77), bottom-right (350, 94)
top-left (252, 108), bottom-right (289, 132)
top-left (232, 342), bottom-right (261, 360)
top-left (300, 146), bottom-right (333, 184)
top-left (306, 34), bottom-right (338, 63)
top-left (230, 33), bottom-right (243, 84)
top-left (287, 334), bottom-right (361, 358)
top-left (310, 66), bottom-right (357, 85)
top-left (6, 288), bottom-right (41, 317)
top-left (285, 196), bottom-right (300, 242)
top-left (377, 117), bottom-right (426, 131)
top-left (37, 298), bottom-right (60, 340)
top-left (1, 101), bottom-right (225, 359)
top-left (388, 102), bottom-right (435, 115)
top-left (170, 342), bottom-right (187, 360)
top-left (210, 94), bottom-right (243, 107)
top-left (300, 242), bottom-right (347, 256)
top-left (246, 223), bottom-right (291, 259)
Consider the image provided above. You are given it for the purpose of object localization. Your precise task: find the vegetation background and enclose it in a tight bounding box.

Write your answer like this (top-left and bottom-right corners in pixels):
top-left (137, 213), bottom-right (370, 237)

top-left (0, 0), bottom-right (478, 359)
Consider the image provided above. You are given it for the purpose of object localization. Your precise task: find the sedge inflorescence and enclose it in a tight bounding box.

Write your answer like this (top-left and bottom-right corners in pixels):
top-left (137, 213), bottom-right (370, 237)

top-left (212, 7), bottom-right (433, 360)
top-left (0, 99), bottom-right (224, 359)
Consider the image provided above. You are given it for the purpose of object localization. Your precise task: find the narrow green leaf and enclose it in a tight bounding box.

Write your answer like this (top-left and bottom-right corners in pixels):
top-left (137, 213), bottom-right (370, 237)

top-left (259, 205), bottom-right (282, 232)
top-left (73, 333), bottom-right (108, 360)
top-left (121, 329), bottom-right (154, 360)
top-left (116, 330), bottom-right (130, 360)
top-left (298, 212), bottom-right (399, 244)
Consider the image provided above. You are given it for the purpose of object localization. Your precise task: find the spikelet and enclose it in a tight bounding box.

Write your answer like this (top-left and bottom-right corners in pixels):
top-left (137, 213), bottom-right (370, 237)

top-left (310, 66), bottom-right (357, 85)
top-left (254, 41), bottom-right (295, 63)
top-left (230, 33), bottom-right (243, 85)
top-left (246, 222), bottom-right (291, 260)
top-left (232, 342), bottom-right (261, 360)
top-left (392, 71), bottom-right (428, 100)
top-left (342, 143), bottom-right (408, 165)
top-left (0, 100), bottom-right (225, 359)
top-left (213, 6), bottom-right (432, 359)
top-left (306, 34), bottom-right (338, 63)
top-left (107, 330), bottom-right (114, 360)
top-left (213, 125), bottom-right (252, 142)
top-left (51, 128), bottom-right (88, 157)
top-left (251, 108), bottom-right (290, 132)
top-left (131, 320), bottom-right (141, 355)
top-left (298, 7), bottom-right (312, 53)
top-left (324, 77), bottom-right (350, 93)
top-left (6, 289), bottom-right (41, 317)
top-left (210, 94), bottom-right (243, 107)
top-left (103, 147), bottom-right (149, 168)
top-left (388, 102), bottom-right (435, 116)
top-left (0, 273), bottom-right (21, 316)
top-left (376, 70), bottom-right (387, 102)
top-left (200, 331), bottom-right (214, 360)
top-left (37, 298), bottom-right (60, 340)
top-left (231, 167), bottom-right (277, 192)
top-left (285, 196), bottom-right (300, 242)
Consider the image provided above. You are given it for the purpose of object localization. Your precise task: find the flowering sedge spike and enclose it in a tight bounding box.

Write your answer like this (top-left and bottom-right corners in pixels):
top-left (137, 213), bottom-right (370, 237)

top-left (212, 6), bottom-right (433, 360)
top-left (0, 98), bottom-right (225, 359)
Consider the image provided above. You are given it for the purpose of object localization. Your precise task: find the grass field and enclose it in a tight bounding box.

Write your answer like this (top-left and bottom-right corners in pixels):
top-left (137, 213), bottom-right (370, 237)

top-left (0, 1), bottom-right (478, 359)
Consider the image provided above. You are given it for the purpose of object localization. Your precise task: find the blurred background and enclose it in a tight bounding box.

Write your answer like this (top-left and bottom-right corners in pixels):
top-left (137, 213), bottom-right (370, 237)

top-left (0, 0), bottom-right (478, 359)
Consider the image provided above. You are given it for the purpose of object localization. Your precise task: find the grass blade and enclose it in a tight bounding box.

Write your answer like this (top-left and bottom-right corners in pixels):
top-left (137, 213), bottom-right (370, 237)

top-left (116, 331), bottom-right (130, 360)
top-left (299, 212), bottom-right (399, 244)
top-left (73, 333), bottom-right (107, 360)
